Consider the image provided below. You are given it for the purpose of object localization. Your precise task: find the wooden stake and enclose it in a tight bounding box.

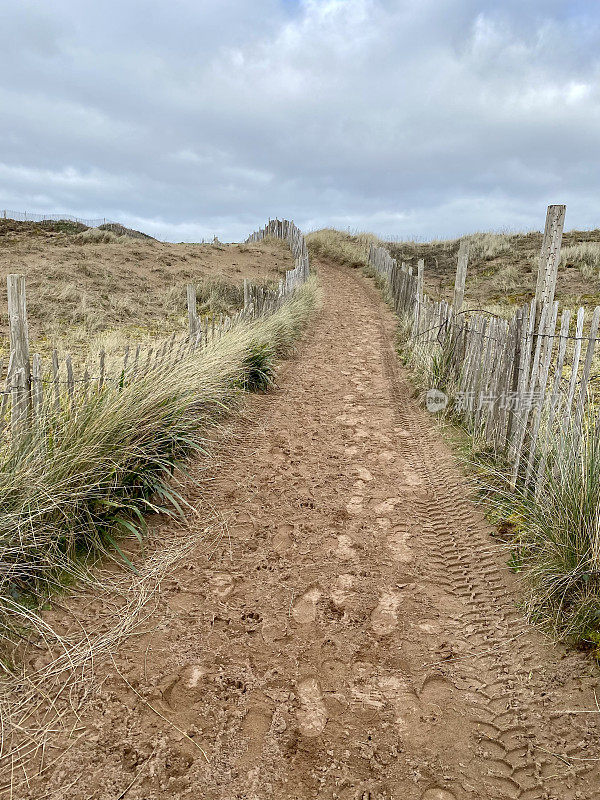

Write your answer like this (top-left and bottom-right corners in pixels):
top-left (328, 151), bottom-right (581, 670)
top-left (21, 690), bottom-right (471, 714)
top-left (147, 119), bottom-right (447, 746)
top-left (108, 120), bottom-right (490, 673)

top-left (187, 285), bottom-right (198, 338)
top-left (452, 241), bottom-right (469, 315)
top-left (52, 350), bottom-right (61, 411)
top-left (65, 355), bottom-right (74, 403)
top-left (525, 301), bottom-right (559, 486)
top-left (31, 353), bottom-right (43, 419)
top-left (535, 308), bottom-right (571, 496)
top-left (562, 307), bottom-right (585, 427)
top-left (7, 274), bottom-right (31, 425)
top-left (572, 305), bottom-right (600, 444)
top-left (534, 205), bottom-right (566, 312)
top-left (11, 368), bottom-right (27, 442)
top-left (98, 349), bottom-right (106, 391)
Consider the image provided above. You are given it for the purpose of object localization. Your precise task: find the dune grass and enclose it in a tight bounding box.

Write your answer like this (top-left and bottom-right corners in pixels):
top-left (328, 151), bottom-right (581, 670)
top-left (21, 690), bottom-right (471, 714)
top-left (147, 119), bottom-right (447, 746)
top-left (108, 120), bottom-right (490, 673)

top-left (0, 279), bottom-right (317, 646)
top-left (560, 242), bottom-right (600, 279)
top-left (306, 228), bottom-right (379, 270)
top-left (74, 227), bottom-right (125, 244)
top-left (479, 420), bottom-right (600, 644)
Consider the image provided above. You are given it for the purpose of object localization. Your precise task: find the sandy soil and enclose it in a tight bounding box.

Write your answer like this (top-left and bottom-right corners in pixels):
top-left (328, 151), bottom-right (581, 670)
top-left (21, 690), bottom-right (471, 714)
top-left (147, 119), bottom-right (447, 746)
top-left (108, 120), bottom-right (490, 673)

top-left (0, 223), bottom-right (292, 347)
top-left (14, 258), bottom-right (600, 799)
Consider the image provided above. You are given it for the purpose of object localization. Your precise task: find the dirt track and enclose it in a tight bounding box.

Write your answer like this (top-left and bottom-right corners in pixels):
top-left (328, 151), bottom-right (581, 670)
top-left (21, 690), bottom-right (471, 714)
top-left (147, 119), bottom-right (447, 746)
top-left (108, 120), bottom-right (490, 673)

top-left (28, 259), bottom-right (600, 800)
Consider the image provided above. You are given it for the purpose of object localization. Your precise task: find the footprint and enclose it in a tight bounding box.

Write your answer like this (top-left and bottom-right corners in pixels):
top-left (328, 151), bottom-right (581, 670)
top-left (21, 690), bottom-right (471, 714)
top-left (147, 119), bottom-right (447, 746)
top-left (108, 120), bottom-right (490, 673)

top-left (355, 467), bottom-right (373, 482)
top-left (292, 587), bottom-right (321, 624)
top-left (209, 572), bottom-right (235, 599)
top-left (402, 467), bottom-right (424, 487)
top-left (272, 524), bottom-right (293, 554)
top-left (330, 574), bottom-right (355, 609)
top-left (345, 496), bottom-right (363, 515)
top-left (335, 534), bottom-right (357, 560)
top-left (421, 789), bottom-right (457, 800)
top-left (373, 498), bottom-right (400, 515)
top-left (387, 529), bottom-right (413, 563)
top-left (419, 674), bottom-right (455, 707)
top-left (376, 674), bottom-right (418, 728)
top-left (371, 591), bottom-right (399, 635)
top-left (160, 663), bottom-right (210, 709)
top-left (182, 664), bottom-right (206, 688)
top-left (239, 695), bottom-right (275, 768)
top-left (296, 678), bottom-right (327, 737)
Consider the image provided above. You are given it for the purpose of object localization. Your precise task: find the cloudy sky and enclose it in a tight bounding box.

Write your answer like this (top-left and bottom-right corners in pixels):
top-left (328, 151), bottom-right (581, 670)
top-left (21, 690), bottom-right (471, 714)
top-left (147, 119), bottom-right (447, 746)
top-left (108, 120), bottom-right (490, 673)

top-left (1, 0), bottom-right (599, 241)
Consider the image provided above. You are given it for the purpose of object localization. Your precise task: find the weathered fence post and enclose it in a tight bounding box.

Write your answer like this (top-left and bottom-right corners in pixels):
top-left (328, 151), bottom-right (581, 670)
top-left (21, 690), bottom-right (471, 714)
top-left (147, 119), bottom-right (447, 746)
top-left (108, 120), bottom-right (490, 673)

top-left (448, 244), bottom-right (468, 373)
top-left (7, 274), bottom-right (31, 433)
top-left (187, 284), bottom-right (198, 338)
top-left (534, 204), bottom-right (566, 314)
top-left (412, 258), bottom-right (424, 336)
top-left (572, 305), bottom-right (600, 449)
top-left (51, 350), bottom-right (61, 410)
top-left (31, 353), bottom-right (43, 419)
top-left (505, 308), bottom-right (523, 447)
top-left (65, 355), bottom-right (75, 404)
top-left (535, 308), bottom-right (571, 495)
top-left (11, 368), bottom-right (28, 441)
top-left (452, 240), bottom-right (469, 315)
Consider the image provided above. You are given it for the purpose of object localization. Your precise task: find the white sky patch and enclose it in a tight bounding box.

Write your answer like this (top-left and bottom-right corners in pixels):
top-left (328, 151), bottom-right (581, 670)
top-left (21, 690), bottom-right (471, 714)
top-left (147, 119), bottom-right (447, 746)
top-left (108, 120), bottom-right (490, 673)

top-left (0, 163), bottom-right (130, 192)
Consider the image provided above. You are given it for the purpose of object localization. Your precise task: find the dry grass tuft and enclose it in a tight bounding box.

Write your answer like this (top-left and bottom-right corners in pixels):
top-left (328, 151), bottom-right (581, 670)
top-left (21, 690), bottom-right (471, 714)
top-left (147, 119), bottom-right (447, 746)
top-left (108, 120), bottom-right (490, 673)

top-left (74, 228), bottom-right (124, 245)
top-left (465, 231), bottom-right (516, 260)
top-left (560, 242), bottom-right (600, 279)
top-left (306, 229), bottom-right (380, 270)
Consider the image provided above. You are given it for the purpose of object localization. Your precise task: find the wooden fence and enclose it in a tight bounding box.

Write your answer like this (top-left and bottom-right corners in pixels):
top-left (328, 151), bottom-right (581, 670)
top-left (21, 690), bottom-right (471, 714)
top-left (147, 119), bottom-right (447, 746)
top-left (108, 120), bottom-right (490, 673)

top-left (1, 210), bottom-right (115, 227)
top-left (368, 205), bottom-right (600, 494)
top-left (245, 218), bottom-right (309, 283)
top-left (1, 218), bottom-right (310, 447)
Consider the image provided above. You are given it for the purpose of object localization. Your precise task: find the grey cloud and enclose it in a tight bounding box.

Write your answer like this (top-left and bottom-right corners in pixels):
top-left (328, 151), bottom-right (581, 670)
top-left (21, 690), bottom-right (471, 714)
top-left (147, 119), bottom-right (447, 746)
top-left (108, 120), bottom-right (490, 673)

top-left (0, 0), bottom-right (599, 241)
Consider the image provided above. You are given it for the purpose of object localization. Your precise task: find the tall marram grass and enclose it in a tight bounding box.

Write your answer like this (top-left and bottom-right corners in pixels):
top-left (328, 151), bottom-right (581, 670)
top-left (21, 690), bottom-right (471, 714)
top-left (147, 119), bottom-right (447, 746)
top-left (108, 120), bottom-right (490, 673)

top-left (307, 228), bottom-right (379, 269)
top-left (560, 242), bottom-right (600, 279)
top-left (483, 419), bottom-right (600, 643)
top-left (0, 279), bottom-right (317, 643)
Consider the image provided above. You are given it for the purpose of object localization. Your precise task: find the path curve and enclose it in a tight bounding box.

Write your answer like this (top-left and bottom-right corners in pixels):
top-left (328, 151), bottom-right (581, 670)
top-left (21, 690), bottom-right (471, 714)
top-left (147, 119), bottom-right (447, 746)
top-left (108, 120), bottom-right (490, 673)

top-left (28, 259), bottom-right (600, 800)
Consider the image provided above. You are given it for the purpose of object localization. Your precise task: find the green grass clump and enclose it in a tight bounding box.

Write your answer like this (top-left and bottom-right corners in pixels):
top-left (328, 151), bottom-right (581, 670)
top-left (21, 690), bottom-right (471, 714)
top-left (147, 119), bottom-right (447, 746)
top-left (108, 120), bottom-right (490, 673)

top-left (483, 420), bottom-right (600, 643)
top-left (0, 279), bottom-right (317, 640)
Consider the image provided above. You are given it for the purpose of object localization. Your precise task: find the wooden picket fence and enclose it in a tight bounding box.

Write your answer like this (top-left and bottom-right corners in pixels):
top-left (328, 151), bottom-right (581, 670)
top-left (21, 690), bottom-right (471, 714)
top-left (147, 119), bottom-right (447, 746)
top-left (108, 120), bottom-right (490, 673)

top-left (245, 218), bottom-right (310, 282)
top-left (368, 204), bottom-right (600, 494)
top-left (2, 219), bottom-right (310, 448)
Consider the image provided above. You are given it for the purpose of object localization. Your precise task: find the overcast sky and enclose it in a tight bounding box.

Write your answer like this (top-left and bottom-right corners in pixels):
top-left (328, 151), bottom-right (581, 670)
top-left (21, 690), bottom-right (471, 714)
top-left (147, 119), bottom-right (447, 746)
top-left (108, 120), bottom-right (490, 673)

top-left (1, 0), bottom-right (599, 241)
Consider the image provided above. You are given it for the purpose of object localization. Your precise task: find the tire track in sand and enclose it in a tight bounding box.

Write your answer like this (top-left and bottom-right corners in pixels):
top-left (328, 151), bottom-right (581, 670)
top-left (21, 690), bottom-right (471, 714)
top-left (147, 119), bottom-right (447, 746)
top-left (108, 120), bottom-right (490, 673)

top-left (25, 258), bottom-right (600, 800)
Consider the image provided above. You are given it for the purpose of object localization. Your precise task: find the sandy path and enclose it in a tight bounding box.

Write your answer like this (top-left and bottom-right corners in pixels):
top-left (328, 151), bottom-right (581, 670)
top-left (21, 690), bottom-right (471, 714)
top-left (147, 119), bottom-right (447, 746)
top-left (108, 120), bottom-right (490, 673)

top-left (30, 259), bottom-right (600, 800)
